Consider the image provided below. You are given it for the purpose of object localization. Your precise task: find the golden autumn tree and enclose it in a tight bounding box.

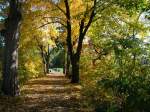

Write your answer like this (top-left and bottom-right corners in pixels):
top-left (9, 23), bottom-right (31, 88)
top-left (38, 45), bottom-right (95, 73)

top-left (20, 0), bottom-right (58, 75)
top-left (46, 0), bottom-right (112, 83)
top-left (0, 0), bottom-right (58, 96)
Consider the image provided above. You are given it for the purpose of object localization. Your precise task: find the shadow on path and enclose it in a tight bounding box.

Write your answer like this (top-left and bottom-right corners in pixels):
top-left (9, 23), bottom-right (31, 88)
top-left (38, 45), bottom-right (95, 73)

top-left (0, 73), bottom-right (83, 112)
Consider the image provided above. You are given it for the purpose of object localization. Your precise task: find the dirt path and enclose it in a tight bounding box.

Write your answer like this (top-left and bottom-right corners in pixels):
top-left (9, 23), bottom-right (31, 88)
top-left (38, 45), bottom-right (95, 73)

top-left (0, 73), bottom-right (82, 112)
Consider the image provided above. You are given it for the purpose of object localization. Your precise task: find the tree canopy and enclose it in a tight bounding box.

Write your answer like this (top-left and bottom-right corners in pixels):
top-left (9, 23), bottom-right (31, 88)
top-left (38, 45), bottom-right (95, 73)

top-left (0, 0), bottom-right (150, 111)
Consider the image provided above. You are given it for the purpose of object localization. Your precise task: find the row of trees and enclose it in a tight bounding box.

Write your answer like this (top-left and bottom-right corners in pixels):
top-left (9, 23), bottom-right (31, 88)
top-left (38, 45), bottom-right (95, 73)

top-left (0, 0), bottom-right (150, 98)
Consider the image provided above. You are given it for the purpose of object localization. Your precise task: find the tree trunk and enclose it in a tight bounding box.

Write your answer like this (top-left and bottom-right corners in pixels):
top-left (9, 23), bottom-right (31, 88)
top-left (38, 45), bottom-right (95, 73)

top-left (1, 0), bottom-right (22, 96)
top-left (64, 0), bottom-right (96, 83)
top-left (41, 55), bottom-right (49, 75)
top-left (42, 53), bottom-right (47, 75)
top-left (65, 51), bottom-right (71, 77)
top-left (71, 55), bottom-right (80, 83)
top-left (46, 62), bottom-right (49, 74)
top-left (63, 57), bottom-right (65, 74)
top-left (43, 63), bottom-right (47, 75)
top-left (46, 44), bottom-right (50, 74)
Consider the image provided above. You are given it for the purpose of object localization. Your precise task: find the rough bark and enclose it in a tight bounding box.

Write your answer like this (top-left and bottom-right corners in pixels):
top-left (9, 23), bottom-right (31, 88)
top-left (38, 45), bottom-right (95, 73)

top-left (1, 0), bottom-right (22, 96)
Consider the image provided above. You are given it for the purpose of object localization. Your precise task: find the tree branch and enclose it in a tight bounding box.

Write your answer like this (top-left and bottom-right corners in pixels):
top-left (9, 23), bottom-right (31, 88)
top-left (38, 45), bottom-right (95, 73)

top-left (76, 0), bottom-right (97, 55)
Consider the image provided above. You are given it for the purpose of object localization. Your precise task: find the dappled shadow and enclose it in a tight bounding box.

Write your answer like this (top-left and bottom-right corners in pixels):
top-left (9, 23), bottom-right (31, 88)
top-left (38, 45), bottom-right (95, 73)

top-left (26, 75), bottom-right (69, 86)
top-left (22, 87), bottom-right (80, 95)
top-left (27, 79), bottom-right (69, 86)
top-left (0, 73), bottom-right (84, 112)
top-left (19, 94), bottom-right (81, 112)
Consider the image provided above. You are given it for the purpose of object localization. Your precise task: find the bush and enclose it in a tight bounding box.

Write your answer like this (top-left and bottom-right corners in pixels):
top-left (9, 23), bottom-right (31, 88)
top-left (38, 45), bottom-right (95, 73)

top-left (80, 37), bottom-right (150, 112)
top-left (81, 64), bottom-right (150, 112)
top-left (98, 73), bottom-right (150, 112)
top-left (18, 46), bottom-right (45, 85)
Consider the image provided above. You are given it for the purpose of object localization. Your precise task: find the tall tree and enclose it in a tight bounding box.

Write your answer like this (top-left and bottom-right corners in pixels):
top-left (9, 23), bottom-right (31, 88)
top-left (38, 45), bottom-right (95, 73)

top-left (63, 0), bottom-right (98, 83)
top-left (1, 0), bottom-right (22, 96)
top-left (20, 0), bottom-right (59, 75)
top-left (62, 0), bottom-right (149, 83)
top-left (46, 0), bottom-right (106, 83)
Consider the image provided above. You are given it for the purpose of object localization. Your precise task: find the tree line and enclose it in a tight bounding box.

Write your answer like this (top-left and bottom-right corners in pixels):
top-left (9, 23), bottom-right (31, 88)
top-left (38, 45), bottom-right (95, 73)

top-left (0, 0), bottom-right (149, 99)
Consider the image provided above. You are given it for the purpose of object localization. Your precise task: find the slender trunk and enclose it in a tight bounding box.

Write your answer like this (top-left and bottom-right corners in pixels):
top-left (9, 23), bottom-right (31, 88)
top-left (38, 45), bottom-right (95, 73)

top-left (42, 55), bottom-right (49, 74)
top-left (41, 53), bottom-right (46, 75)
top-left (43, 63), bottom-right (47, 75)
top-left (46, 44), bottom-right (50, 74)
top-left (35, 38), bottom-right (47, 75)
top-left (71, 55), bottom-right (80, 83)
top-left (63, 54), bottom-right (65, 74)
top-left (46, 62), bottom-right (49, 73)
top-left (1, 0), bottom-right (22, 96)
top-left (39, 46), bottom-right (47, 75)
top-left (65, 51), bottom-right (71, 77)
top-left (45, 55), bottom-right (50, 74)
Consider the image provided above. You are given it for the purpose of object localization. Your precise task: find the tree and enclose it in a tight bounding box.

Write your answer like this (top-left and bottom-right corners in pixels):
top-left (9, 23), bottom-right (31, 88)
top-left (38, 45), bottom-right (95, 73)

top-left (1, 0), bottom-right (22, 96)
top-left (35, 38), bottom-right (56, 74)
top-left (55, 0), bottom-right (114, 83)
top-left (61, 0), bottom-right (98, 83)
top-left (79, 0), bottom-right (150, 111)
top-left (40, 0), bottom-right (111, 83)
top-left (20, 0), bottom-right (59, 75)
